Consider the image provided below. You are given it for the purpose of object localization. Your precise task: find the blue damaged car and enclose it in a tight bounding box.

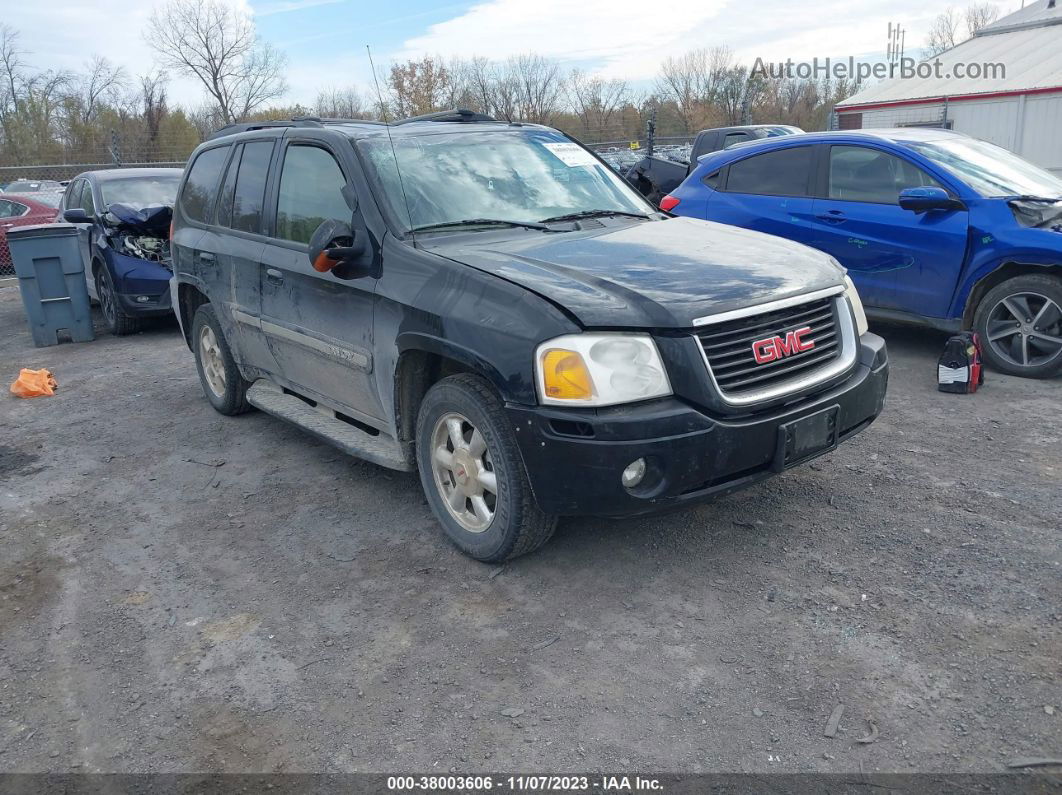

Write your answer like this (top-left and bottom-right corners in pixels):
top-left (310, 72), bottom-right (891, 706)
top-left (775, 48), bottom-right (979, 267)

top-left (59, 168), bottom-right (183, 335)
top-left (664, 128), bottom-right (1062, 378)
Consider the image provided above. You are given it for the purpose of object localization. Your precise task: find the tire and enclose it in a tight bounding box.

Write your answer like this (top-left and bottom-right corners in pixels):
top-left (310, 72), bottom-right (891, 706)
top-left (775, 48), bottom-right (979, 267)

top-left (415, 374), bottom-right (557, 562)
top-left (191, 303), bottom-right (253, 415)
top-left (95, 265), bottom-right (141, 336)
top-left (973, 273), bottom-right (1062, 379)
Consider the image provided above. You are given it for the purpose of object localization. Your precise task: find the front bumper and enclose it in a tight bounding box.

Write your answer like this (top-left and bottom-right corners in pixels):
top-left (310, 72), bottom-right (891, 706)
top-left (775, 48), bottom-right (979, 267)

top-left (114, 285), bottom-right (172, 316)
top-left (508, 333), bottom-right (888, 517)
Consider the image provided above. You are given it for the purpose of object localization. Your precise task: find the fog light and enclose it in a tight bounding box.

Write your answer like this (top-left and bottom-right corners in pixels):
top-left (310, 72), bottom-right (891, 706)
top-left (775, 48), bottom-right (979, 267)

top-left (135, 295), bottom-right (151, 303)
top-left (621, 458), bottom-right (647, 488)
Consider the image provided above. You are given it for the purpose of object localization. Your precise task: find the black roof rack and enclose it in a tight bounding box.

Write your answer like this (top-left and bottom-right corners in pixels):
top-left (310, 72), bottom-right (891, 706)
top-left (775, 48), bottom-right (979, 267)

top-left (207, 116), bottom-right (383, 140)
top-left (392, 108), bottom-right (496, 125)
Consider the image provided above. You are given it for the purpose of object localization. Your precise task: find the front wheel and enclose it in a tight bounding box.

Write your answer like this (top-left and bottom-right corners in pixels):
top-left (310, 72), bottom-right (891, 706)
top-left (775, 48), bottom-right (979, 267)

top-left (415, 374), bottom-right (557, 562)
top-left (973, 274), bottom-right (1062, 379)
top-left (95, 265), bottom-right (141, 336)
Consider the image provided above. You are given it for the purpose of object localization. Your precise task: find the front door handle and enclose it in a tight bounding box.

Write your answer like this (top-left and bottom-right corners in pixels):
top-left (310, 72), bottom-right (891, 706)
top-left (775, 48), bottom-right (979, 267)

top-left (266, 268), bottom-right (284, 284)
top-left (816, 210), bottom-right (847, 224)
top-left (198, 251), bottom-right (216, 264)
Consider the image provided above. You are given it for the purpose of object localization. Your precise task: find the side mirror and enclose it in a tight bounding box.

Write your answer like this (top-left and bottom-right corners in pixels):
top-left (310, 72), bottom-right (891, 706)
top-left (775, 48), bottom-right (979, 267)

top-left (899, 186), bottom-right (964, 213)
top-left (307, 218), bottom-right (370, 278)
top-left (63, 208), bottom-right (90, 224)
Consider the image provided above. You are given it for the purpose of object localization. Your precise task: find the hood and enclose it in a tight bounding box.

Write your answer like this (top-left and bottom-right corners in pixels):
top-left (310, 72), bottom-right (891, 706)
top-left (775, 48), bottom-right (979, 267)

top-left (105, 203), bottom-right (172, 237)
top-left (423, 216), bottom-right (845, 328)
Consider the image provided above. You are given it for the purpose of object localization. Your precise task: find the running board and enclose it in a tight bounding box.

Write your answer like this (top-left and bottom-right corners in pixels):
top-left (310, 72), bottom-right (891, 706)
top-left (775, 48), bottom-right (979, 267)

top-left (246, 380), bottom-right (413, 472)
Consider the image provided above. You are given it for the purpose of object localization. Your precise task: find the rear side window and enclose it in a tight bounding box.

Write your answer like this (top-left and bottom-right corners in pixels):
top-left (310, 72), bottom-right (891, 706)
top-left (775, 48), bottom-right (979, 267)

top-left (216, 145), bottom-right (242, 228)
top-left (275, 145), bottom-right (350, 244)
top-left (722, 132), bottom-right (750, 148)
top-left (181, 146), bottom-right (229, 223)
top-left (725, 147), bottom-right (813, 197)
top-left (828, 145), bottom-right (942, 204)
top-left (231, 141), bottom-right (273, 233)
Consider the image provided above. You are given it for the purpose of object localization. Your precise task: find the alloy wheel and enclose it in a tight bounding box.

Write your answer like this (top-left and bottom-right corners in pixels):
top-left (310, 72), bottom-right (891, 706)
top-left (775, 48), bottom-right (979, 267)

top-left (198, 325), bottom-right (227, 398)
top-left (97, 272), bottom-right (116, 327)
top-left (430, 412), bottom-right (498, 533)
top-left (985, 292), bottom-right (1062, 369)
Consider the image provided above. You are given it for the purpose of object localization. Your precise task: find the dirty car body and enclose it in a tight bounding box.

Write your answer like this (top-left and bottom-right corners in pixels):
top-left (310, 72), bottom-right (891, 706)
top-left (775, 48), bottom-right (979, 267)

top-left (59, 168), bottom-right (182, 334)
top-left (171, 113), bottom-right (887, 562)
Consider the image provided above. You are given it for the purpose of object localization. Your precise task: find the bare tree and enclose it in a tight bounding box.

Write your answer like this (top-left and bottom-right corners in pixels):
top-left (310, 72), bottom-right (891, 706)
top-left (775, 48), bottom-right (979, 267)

top-left (508, 53), bottom-right (563, 124)
top-left (655, 46), bottom-right (731, 133)
top-left (566, 70), bottom-right (628, 140)
top-left (925, 7), bottom-right (962, 56)
top-left (145, 0), bottom-right (287, 124)
top-left (314, 86), bottom-right (369, 119)
top-left (965, 1), bottom-right (1000, 36)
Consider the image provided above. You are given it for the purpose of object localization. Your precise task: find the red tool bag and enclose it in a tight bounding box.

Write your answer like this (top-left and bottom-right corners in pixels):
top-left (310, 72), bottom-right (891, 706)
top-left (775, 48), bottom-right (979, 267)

top-left (937, 332), bottom-right (984, 393)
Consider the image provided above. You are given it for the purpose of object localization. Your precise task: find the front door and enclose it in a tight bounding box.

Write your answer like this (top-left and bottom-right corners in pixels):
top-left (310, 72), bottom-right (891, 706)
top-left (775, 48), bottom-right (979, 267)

top-left (258, 139), bottom-right (383, 424)
top-left (809, 144), bottom-right (969, 315)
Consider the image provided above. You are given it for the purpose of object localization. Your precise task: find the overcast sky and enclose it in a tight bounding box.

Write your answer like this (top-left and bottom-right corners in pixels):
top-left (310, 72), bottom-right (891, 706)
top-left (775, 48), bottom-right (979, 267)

top-left (7, 0), bottom-right (1014, 109)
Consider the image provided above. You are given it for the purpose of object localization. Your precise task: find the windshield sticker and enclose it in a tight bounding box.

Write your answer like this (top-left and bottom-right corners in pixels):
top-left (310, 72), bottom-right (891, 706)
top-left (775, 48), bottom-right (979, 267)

top-left (542, 142), bottom-right (598, 168)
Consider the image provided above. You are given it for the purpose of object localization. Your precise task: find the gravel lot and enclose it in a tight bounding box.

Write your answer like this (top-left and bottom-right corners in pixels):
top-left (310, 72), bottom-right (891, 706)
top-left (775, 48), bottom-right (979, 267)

top-left (1, 284), bottom-right (1059, 775)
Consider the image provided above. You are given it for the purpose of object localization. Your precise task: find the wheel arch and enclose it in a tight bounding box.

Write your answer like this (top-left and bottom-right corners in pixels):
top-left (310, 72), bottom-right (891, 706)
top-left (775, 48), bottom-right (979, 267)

top-left (962, 261), bottom-right (1062, 329)
top-left (177, 282), bottom-right (211, 351)
top-left (392, 335), bottom-right (512, 446)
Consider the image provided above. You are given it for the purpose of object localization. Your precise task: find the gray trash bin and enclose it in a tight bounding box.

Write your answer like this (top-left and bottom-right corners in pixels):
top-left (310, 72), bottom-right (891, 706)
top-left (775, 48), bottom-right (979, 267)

top-left (8, 223), bottom-right (94, 347)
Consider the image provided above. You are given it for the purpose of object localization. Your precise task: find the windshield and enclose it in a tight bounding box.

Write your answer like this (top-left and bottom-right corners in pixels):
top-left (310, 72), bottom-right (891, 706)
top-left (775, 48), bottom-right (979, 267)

top-left (909, 137), bottom-right (1062, 199)
top-left (101, 175), bottom-right (181, 209)
top-left (358, 129), bottom-right (650, 232)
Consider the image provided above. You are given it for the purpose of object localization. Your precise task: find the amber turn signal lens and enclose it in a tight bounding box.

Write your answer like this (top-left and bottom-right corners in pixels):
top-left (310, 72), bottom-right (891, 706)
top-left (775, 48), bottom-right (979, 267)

top-left (541, 349), bottom-right (593, 400)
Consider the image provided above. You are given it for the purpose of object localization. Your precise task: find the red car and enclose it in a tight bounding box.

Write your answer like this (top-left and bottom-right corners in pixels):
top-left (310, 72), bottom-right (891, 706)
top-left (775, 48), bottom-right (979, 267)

top-left (0, 192), bottom-right (62, 276)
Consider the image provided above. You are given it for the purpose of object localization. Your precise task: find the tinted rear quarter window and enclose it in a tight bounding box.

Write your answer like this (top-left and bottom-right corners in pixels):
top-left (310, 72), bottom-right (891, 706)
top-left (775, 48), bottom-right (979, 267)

top-left (725, 147), bottom-right (812, 196)
top-left (275, 145), bottom-right (349, 244)
top-left (181, 145), bottom-right (229, 223)
top-left (231, 141), bottom-right (273, 233)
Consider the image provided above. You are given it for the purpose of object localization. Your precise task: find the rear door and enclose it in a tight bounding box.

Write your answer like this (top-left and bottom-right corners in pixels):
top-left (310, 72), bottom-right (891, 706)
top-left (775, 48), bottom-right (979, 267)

top-left (212, 139), bottom-right (275, 373)
top-left (707, 145), bottom-right (817, 243)
top-left (809, 144), bottom-right (969, 314)
top-left (258, 136), bottom-right (383, 423)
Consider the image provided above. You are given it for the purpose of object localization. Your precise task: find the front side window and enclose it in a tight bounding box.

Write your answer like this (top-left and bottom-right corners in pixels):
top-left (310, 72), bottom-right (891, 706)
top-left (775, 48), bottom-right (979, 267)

top-left (79, 181), bottom-right (95, 215)
top-left (725, 147), bottom-right (813, 197)
top-left (275, 145), bottom-right (350, 244)
top-left (723, 133), bottom-right (749, 148)
top-left (181, 147), bottom-right (229, 223)
top-left (358, 129), bottom-right (648, 232)
top-left (829, 145), bottom-right (940, 204)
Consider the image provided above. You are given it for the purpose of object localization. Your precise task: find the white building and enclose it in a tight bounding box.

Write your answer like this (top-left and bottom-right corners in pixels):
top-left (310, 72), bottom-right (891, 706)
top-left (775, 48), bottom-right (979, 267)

top-left (835, 0), bottom-right (1062, 173)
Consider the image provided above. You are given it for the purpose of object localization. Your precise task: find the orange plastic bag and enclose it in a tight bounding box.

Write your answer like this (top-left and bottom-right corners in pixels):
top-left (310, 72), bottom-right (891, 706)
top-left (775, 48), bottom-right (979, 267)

top-left (10, 368), bottom-right (58, 398)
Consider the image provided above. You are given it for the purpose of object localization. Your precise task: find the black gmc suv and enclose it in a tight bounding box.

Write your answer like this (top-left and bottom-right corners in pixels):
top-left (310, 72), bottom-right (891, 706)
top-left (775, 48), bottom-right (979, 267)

top-left (170, 110), bottom-right (888, 562)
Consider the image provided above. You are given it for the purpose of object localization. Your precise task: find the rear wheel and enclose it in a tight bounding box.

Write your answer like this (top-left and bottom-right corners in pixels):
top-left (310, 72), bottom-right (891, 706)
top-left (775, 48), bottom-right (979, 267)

top-left (973, 274), bottom-right (1062, 379)
top-left (95, 265), bottom-right (141, 336)
top-left (191, 303), bottom-right (252, 415)
top-left (415, 374), bottom-right (557, 562)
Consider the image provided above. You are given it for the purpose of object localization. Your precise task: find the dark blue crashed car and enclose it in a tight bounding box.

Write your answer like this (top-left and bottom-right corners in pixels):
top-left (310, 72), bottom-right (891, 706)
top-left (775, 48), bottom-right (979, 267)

top-left (59, 168), bottom-right (182, 334)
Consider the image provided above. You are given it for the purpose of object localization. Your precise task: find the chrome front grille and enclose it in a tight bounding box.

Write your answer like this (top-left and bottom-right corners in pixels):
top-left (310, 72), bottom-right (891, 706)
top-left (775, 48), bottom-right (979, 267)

top-left (696, 295), bottom-right (843, 398)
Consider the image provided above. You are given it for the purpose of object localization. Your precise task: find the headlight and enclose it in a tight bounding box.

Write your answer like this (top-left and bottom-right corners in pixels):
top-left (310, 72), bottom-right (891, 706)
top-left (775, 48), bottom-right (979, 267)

top-left (535, 333), bottom-right (672, 407)
top-left (844, 276), bottom-right (869, 336)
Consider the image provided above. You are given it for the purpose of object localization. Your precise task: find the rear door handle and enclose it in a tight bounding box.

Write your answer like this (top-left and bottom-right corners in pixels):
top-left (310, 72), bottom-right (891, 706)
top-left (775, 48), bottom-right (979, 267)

top-left (266, 268), bottom-right (284, 283)
top-left (816, 211), bottom-right (846, 224)
top-left (198, 251), bottom-right (216, 264)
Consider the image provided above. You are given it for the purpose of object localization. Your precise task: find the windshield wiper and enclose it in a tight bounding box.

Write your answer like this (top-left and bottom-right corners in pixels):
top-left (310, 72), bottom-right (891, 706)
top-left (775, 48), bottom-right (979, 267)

top-left (410, 218), bottom-right (551, 233)
top-left (538, 209), bottom-right (652, 223)
top-left (1006, 195), bottom-right (1062, 203)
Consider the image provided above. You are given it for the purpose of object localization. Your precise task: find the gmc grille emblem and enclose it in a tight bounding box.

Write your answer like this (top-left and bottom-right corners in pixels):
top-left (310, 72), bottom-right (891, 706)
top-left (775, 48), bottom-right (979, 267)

top-left (752, 327), bottom-right (815, 364)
